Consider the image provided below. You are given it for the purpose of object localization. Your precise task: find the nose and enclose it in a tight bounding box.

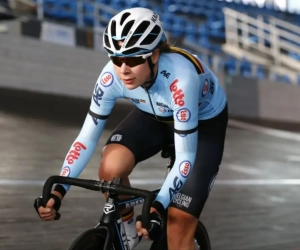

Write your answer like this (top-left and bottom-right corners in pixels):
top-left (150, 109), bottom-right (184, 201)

top-left (120, 62), bottom-right (130, 74)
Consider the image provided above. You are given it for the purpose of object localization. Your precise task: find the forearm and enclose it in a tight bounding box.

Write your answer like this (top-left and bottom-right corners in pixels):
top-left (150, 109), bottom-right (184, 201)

top-left (52, 190), bottom-right (64, 200)
top-left (53, 114), bottom-right (106, 197)
top-left (154, 132), bottom-right (198, 209)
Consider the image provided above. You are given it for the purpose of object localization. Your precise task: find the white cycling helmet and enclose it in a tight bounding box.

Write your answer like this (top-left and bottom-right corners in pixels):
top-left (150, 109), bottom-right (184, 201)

top-left (103, 7), bottom-right (166, 57)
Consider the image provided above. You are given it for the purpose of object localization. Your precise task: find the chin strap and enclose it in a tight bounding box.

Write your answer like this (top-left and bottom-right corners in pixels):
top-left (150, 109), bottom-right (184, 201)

top-left (141, 57), bottom-right (157, 90)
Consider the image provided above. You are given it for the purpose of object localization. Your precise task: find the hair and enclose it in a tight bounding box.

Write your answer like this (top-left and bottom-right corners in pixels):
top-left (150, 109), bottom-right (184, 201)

top-left (157, 40), bottom-right (172, 54)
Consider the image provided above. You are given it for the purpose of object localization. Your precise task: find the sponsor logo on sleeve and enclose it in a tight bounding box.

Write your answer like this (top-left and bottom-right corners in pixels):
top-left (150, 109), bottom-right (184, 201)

top-left (66, 142), bottom-right (87, 164)
top-left (209, 79), bottom-right (215, 94)
top-left (202, 79), bottom-right (209, 97)
top-left (171, 193), bottom-right (193, 208)
top-left (61, 166), bottom-right (70, 177)
top-left (101, 72), bottom-right (114, 87)
top-left (169, 176), bottom-right (183, 201)
top-left (208, 174), bottom-right (217, 193)
top-left (179, 161), bottom-right (191, 178)
top-left (176, 108), bottom-right (191, 122)
top-left (93, 83), bottom-right (104, 107)
top-left (92, 117), bottom-right (99, 126)
top-left (202, 78), bottom-right (215, 97)
top-left (170, 79), bottom-right (185, 107)
top-left (111, 134), bottom-right (122, 142)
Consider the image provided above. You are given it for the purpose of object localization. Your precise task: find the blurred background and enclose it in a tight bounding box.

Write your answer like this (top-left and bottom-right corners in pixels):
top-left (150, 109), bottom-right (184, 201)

top-left (0, 0), bottom-right (300, 249)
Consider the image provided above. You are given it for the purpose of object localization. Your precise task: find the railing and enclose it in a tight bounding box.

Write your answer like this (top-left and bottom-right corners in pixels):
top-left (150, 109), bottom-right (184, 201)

top-left (34, 2), bottom-right (299, 84)
top-left (36, 0), bottom-right (117, 28)
top-left (223, 7), bottom-right (300, 71)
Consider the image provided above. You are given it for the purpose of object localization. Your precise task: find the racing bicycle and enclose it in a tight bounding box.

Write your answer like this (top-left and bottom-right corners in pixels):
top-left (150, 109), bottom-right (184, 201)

top-left (40, 145), bottom-right (211, 250)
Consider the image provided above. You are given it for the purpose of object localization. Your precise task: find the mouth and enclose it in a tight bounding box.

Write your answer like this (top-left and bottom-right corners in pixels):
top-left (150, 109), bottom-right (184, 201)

top-left (123, 78), bottom-right (135, 84)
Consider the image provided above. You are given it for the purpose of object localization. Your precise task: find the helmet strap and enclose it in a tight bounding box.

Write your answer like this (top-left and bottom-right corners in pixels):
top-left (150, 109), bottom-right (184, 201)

top-left (141, 57), bottom-right (157, 90)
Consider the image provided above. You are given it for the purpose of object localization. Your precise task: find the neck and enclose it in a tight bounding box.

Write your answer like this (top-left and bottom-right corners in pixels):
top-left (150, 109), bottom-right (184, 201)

top-left (153, 62), bottom-right (158, 76)
top-left (142, 62), bottom-right (159, 90)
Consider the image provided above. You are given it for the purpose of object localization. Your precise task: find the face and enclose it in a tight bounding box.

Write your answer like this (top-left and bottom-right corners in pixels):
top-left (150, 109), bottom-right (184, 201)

top-left (111, 41), bottom-right (160, 90)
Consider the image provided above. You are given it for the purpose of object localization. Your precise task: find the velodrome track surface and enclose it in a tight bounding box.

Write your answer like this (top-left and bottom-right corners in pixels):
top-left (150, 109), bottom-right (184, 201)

top-left (1, 89), bottom-right (300, 250)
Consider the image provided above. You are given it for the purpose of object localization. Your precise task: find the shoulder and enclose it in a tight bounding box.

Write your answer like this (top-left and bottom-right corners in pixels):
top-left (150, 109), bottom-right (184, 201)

top-left (91, 61), bottom-right (123, 105)
top-left (96, 61), bottom-right (119, 88)
top-left (160, 47), bottom-right (210, 75)
top-left (159, 52), bottom-right (196, 73)
top-left (158, 53), bottom-right (200, 87)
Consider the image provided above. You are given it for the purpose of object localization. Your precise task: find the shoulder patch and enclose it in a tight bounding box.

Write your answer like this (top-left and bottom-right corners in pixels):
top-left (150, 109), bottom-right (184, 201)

top-left (101, 72), bottom-right (114, 87)
top-left (179, 161), bottom-right (191, 178)
top-left (176, 108), bottom-right (191, 122)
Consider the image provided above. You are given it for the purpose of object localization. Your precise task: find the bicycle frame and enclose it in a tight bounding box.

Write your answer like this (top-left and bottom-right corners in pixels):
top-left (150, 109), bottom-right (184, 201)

top-left (94, 188), bottom-right (161, 250)
top-left (94, 158), bottom-right (174, 250)
top-left (41, 148), bottom-right (175, 250)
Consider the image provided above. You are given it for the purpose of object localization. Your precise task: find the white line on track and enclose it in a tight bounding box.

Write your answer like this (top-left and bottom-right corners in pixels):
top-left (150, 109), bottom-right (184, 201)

top-left (286, 155), bottom-right (300, 162)
top-left (1, 120), bottom-right (299, 187)
top-left (2, 179), bottom-right (300, 186)
top-left (228, 119), bottom-right (300, 142)
top-left (227, 164), bottom-right (261, 175)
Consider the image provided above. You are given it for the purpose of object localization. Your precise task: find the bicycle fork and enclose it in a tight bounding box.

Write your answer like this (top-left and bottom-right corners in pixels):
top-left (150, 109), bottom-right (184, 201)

top-left (96, 195), bottom-right (130, 250)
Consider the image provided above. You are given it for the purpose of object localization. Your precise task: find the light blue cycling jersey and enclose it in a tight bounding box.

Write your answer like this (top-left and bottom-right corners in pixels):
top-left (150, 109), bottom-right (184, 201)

top-left (59, 48), bottom-right (227, 209)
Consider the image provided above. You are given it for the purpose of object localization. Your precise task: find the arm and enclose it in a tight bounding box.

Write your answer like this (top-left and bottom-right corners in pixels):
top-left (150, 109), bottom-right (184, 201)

top-left (53, 114), bottom-right (107, 198)
top-left (153, 71), bottom-right (200, 213)
top-left (54, 64), bottom-right (123, 198)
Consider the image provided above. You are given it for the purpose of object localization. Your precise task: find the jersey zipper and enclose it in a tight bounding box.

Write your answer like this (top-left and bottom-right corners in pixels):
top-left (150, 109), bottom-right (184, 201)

top-left (145, 89), bottom-right (161, 122)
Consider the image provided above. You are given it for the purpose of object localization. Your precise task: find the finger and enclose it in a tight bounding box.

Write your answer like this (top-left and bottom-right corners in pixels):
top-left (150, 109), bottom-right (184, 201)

top-left (150, 207), bottom-right (158, 214)
top-left (44, 215), bottom-right (56, 221)
top-left (40, 213), bottom-right (55, 220)
top-left (41, 214), bottom-right (55, 220)
top-left (38, 206), bottom-right (52, 214)
top-left (142, 228), bottom-right (149, 239)
top-left (135, 221), bottom-right (142, 233)
top-left (46, 198), bottom-right (55, 208)
top-left (40, 209), bottom-right (56, 218)
top-left (136, 221), bottom-right (143, 236)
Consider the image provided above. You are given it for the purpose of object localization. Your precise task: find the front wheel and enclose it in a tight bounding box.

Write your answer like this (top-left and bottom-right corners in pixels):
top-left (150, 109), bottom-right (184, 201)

top-left (68, 228), bottom-right (114, 250)
top-left (150, 221), bottom-right (211, 250)
top-left (194, 221), bottom-right (211, 250)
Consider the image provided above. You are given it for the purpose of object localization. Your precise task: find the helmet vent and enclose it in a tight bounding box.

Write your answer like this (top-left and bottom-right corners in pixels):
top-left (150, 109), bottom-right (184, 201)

top-left (104, 48), bottom-right (114, 54)
top-left (121, 20), bottom-right (135, 38)
top-left (104, 26), bottom-right (110, 48)
top-left (134, 21), bottom-right (150, 35)
top-left (112, 39), bottom-right (121, 51)
top-left (110, 20), bottom-right (116, 38)
top-left (120, 12), bottom-right (131, 26)
top-left (126, 21), bottom-right (150, 48)
top-left (140, 25), bottom-right (161, 45)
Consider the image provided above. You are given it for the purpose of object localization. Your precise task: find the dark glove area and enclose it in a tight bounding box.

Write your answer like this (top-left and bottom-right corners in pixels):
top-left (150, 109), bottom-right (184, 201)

top-left (136, 211), bottom-right (164, 241)
top-left (33, 193), bottom-right (62, 220)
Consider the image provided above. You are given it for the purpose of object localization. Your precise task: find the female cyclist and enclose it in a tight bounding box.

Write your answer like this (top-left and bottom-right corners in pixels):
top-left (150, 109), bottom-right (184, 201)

top-left (35, 7), bottom-right (228, 250)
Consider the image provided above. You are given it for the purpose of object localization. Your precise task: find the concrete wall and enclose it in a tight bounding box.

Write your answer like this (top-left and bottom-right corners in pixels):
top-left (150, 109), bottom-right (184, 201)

top-left (223, 75), bottom-right (300, 123)
top-left (0, 33), bottom-right (103, 98)
top-left (1, 33), bottom-right (300, 123)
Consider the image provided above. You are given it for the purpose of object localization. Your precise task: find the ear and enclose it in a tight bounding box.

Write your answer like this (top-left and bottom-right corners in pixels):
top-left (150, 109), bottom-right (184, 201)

top-left (151, 49), bottom-right (160, 64)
